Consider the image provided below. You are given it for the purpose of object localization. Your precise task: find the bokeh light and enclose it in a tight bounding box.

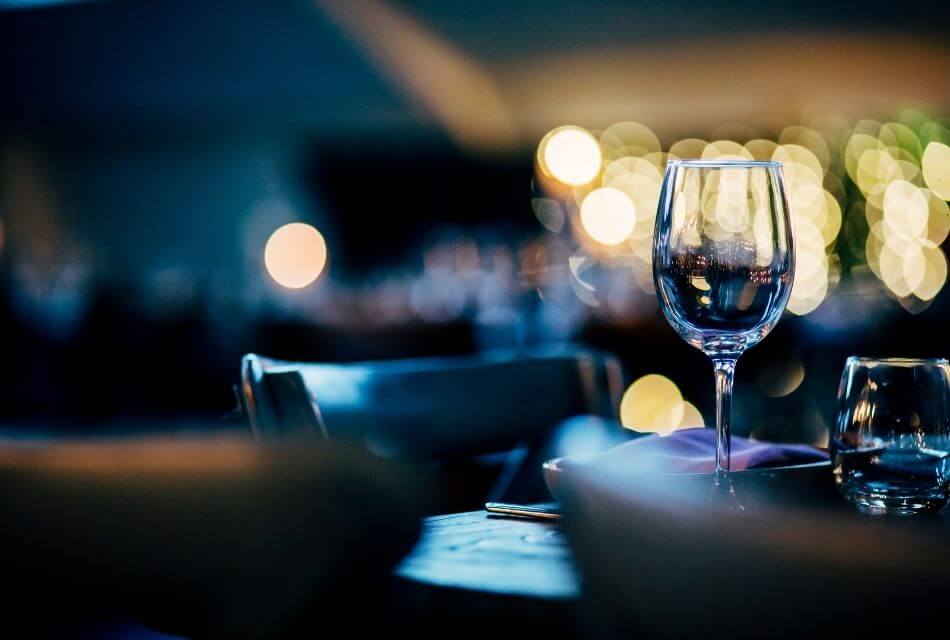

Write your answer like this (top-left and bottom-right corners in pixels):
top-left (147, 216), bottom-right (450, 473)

top-left (533, 111), bottom-right (950, 319)
top-left (539, 126), bottom-right (602, 186)
top-left (580, 187), bottom-right (637, 245)
top-left (922, 142), bottom-right (950, 200)
top-left (757, 355), bottom-right (805, 398)
top-left (787, 217), bottom-right (829, 315)
top-left (264, 222), bottom-right (328, 289)
top-left (668, 138), bottom-right (708, 160)
top-left (745, 138), bottom-right (778, 162)
top-left (850, 122), bottom-right (950, 304)
top-left (702, 140), bottom-right (753, 161)
top-left (679, 401), bottom-right (705, 429)
top-left (620, 374), bottom-right (703, 436)
top-left (600, 121), bottom-right (661, 161)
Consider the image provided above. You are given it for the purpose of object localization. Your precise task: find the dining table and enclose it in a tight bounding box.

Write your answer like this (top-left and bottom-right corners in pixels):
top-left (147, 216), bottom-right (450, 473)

top-left (393, 509), bottom-right (586, 637)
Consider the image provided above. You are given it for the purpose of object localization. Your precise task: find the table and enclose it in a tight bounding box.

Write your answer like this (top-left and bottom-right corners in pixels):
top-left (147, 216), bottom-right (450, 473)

top-left (397, 510), bottom-right (579, 599)
top-left (391, 510), bottom-right (584, 637)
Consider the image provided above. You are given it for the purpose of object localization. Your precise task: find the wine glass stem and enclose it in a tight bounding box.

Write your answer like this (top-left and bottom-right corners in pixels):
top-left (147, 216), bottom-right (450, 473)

top-left (712, 358), bottom-right (737, 486)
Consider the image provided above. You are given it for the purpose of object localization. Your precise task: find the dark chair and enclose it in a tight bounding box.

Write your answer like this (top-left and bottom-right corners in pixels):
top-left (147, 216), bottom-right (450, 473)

top-left (240, 347), bottom-right (624, 504)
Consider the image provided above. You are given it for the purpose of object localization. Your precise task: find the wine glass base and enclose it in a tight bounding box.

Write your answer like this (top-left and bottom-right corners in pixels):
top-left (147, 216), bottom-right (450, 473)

top-left (708, 475), bottom-right (745, 512)
top-left (842, 486), bottom-right (948, 516)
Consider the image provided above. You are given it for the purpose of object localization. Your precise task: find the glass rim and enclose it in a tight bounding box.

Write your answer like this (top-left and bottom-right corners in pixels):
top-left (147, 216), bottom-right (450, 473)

top-left (666, 159), bottom-right (782, 168)
top-left (845, 356), bottom-right (950, 367)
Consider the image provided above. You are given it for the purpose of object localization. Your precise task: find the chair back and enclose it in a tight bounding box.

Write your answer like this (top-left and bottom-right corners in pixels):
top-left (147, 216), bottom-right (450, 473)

top-left (241, 348), bottom-right (623, 460)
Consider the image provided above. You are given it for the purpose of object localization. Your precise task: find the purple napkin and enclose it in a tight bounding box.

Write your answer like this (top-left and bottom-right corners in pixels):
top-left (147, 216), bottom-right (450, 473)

top-left (564, 428), bottom-right (828, 475)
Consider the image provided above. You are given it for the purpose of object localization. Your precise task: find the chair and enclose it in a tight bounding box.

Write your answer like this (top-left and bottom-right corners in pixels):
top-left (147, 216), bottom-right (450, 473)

top-left (240, 347), bottom-right (624, 503)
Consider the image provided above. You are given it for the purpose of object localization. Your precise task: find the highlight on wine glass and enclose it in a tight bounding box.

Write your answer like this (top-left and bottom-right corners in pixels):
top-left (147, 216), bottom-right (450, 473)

top-left (832, 357), bottom-right (950, 516)
top-left (652, 160), bottom-right (795, 486)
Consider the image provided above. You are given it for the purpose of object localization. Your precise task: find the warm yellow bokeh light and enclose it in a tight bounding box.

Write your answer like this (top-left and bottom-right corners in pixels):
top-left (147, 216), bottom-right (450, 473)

top-left (865, 225), bottom-right (885, 279)
top-left (902, 242), bottom-right (927, 291)
top-left (913, 245), bottom-right (948, 300)
top-left (879, 122), bottom-right (922, 162)
top-left (845, 133), bottom-right (882, 185)
top-left (603, 156), bottom-right (662, 186)
top-left (819, 190), bottom-right (842, 247)
top-left (620, 374), bottom-right (685, 435)
top-left (871, 221), bottom-right (949, 302)
top-left (773, 144), bottom-right (823, 184)
top-left (787, 218), bottom-right (829, 315)
top-left (778, 126), bottom-right (830, 174)
top-left (701, 167), bottom-right (752, 234)
top-left (702, 140), bottom-right (753, 161)
top-left (642, 151), bottom-right (670, 173)
top-left (539, 118), bottom-right (948, 314)
top-left (668, 138), bottom-right (708, 160)
top-left (745, 139), bottom-right (778, 162)
top-left (600, 121), bottom-right (661, 161)
top-left (883, 180), bottom-right (928, 241)
top-left (580, 187), bottom-right (637, 245)
top-left (678, 401), bottom-right (705, 429)
top-left (922, 142), bottom-right (950, 200)
top-left (264, 222), bottom-right (328, 289)
top-left (879, 236), bottom-right (913, 297)
top-left (758, 357), bottom-right (805, 398)
top-left (855, 148), bottom-right (901, 207)
top-left (924, 190), bottom-right (950, 246)
top-left (540, 126), bottom-right (602, 186)
top-left (601, 156), bottom-right (662, 244)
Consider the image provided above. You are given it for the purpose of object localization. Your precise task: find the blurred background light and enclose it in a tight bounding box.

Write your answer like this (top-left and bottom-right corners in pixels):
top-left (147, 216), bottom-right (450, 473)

top-left (702, 140), bottom-right (752, 161)
top-left (679, 401), bottom-right (705, 429)
top-left (669, 138), bottom-right (708, 160)
top-left (923, 142), bottom-right (950, 199)
top-left (620, 374), bottom-right (683, 436)
top-left (264, 222), bottom-right (328, 289)
top-left (579, 187), bottom-right (637, 246)
top-left (599, 121), bottom-right (661, 161)
top-left (539, 126), bottom-right (602, 186)
top-left (620, 374), bottom-right (704, 436)
top-left (534, 108), bottom-right (950, 323)
top-left (757, 355), bottom-right (806, 398)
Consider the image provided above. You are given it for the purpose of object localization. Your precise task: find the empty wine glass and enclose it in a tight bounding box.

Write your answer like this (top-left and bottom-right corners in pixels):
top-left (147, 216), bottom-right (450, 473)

top-left (653, 160), bottom-right (794, 490)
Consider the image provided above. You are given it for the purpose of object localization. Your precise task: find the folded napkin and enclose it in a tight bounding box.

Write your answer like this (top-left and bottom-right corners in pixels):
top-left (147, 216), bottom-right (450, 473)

top-left (563, 427), bottom-right (828, 475)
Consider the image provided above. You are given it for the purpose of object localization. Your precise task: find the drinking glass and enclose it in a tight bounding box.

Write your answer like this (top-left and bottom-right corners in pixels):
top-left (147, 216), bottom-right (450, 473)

top-left (653, 160), bottom-right (794, 488)
top-left (832, 357), bottom-right (950, 515)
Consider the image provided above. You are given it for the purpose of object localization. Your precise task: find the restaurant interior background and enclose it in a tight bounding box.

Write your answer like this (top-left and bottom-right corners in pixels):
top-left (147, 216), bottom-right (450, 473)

top-left (1, 0), bottom-right (949, 458)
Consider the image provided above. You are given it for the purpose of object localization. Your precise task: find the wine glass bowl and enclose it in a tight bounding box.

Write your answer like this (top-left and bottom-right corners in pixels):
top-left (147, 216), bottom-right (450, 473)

top-left (653, 160), bottom-right (794, 482)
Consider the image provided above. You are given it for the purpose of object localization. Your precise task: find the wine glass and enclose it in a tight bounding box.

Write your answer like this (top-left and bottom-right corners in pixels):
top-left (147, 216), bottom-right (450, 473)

top-left (653, 160), bottom-right (794, 490)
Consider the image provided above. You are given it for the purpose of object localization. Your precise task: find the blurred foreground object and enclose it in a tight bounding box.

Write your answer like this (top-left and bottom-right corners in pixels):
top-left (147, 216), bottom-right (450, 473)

top-left (561, 459), bottom-right (950, 639)
top-left (0, 435), bottom-right (424, 638)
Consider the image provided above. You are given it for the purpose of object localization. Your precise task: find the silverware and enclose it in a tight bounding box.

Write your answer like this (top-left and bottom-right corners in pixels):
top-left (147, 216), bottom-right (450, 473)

top-left (484, 502), bottom-right (562, 520)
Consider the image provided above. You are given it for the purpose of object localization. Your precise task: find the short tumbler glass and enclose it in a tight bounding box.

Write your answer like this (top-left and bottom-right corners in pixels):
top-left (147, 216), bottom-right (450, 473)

top-left (832, 357), bottom-right (950, 515)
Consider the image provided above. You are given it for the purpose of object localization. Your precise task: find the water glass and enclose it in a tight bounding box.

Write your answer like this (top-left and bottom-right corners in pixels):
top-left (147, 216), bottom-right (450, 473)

top-left (832, 357), bottom-right (950, 515)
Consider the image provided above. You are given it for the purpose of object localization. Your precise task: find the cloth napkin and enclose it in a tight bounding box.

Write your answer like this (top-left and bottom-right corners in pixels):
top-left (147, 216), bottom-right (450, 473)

top-left (562, 427), bottom-right (828, 475)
